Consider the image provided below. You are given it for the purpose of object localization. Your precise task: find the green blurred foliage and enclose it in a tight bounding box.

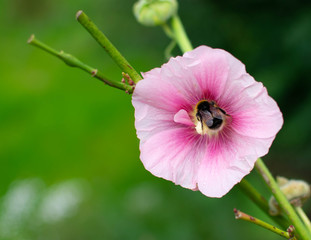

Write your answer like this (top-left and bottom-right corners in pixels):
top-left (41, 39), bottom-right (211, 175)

top-left (0, 0), bottom-right (310, 239)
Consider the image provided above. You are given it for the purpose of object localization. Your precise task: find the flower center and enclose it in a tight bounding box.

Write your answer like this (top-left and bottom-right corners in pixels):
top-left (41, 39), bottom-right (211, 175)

top-left (193, 100), bottom-right (228, 135)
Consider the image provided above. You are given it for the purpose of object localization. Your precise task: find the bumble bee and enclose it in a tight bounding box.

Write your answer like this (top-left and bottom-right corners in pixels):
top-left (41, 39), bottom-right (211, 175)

top-left (195, 100), bottom-right (228, 134)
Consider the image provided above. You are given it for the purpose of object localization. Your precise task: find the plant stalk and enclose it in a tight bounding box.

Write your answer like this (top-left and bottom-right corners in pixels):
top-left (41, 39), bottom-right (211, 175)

top-left (28, 34), bottom-right (133, 93)
top-left (76, 10), bottom-right (142, 84)
top-left (234, 209), bottom-right (295, 239)
top-left (238, 179), bottom-right (289, 229)
top-left (296, 207), bottom-right (311, 235)
top-left (255, 158), bottom-right (311, 240)
top-left (171, 15), bottom-right (193, 53)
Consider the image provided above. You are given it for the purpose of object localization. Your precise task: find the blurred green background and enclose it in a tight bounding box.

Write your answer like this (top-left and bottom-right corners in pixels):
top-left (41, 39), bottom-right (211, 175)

top-left (1, 0), bottom-right (311, 239)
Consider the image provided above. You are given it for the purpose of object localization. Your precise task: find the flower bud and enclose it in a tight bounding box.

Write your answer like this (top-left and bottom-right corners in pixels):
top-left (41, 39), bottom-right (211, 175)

top-left (133, 0), bottom-right (178, 26)
top-left (269, 176), bottom-right (311, 216)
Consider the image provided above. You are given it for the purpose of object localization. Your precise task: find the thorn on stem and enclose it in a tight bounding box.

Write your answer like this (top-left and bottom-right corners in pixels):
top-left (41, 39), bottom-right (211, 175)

top-left (91, 69), bottom-right (98, 77)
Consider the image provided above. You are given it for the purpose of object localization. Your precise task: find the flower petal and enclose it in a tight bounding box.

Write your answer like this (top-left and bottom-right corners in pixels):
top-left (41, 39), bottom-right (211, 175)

top-left (133, 72), bottom-right (188, 113)
top-left (174, 109), bottom-right (194, 126)
top-left (223, 75), bottom-right (284, 138)
top-left (197, 131), bottom-right (275, 198)
top-left (183, 46), bottom-right (247, 101)
top-left (140, 127), bottom-right (203, 190)
top-left (132, 98), bottom-right (175, 142)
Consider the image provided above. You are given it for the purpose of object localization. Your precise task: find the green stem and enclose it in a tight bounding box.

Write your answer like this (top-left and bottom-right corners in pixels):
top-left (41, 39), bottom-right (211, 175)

top-left (296, 207), bottom-right (311, 234)
top-left (234, 209), bottom-right (294, 239)
top-left (239, 179), bottom-right (269, 212)
top-left (162, 23), bottom-right (174, 39)
top-left (255, 158), bottom-right (311, 240)
top-left (238, 179), bottom-right (289, 229)
top-left (164, 40), bottom-right (176, 60)
top-left (161, 23), bottom-right (176, 59)
top-left (76, 10), bottom-right (142, 84)
top-left (171, 15), bottom-right (193, 53)
top-left (28, 34), bottom-right (133, 93)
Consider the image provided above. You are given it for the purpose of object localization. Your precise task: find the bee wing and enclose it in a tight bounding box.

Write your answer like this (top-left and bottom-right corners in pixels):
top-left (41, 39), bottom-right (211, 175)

top-left (205, 118), bottom-right (214, 127)
top-left (201, 111), bottom-right (213, 127)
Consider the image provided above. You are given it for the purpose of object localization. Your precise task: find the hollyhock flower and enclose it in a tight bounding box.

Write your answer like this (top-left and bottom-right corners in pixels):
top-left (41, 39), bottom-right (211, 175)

top-left (132, 46), bottom-right (283, 198)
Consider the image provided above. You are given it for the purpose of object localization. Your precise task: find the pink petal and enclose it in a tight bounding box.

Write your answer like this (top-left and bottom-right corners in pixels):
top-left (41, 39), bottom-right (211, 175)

top-left (197, 131), bottom-right (275, 197)
top-left (174, 109), bottom-right (194, 126)
top-left (132, 99), bottom-right (175, 142)
top-left (133, 74), bottom-right (188, 113)
top-left (160, 57), bottom-right (202, 105)
top-left (183, 46), bottom-right (247, 101)
top-left (140, 127), bottom-right (203, 190)
top-left (222, 76), bottom-right (283, 138)
top-left (184, 46), bottom-right (246, 81)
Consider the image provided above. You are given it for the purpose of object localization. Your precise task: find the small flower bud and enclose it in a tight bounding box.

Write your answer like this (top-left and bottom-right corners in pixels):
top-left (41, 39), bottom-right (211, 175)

top-left (133, 0), bottom-right (178, 27)
top-left (269, 176), bottom-right (311, 216)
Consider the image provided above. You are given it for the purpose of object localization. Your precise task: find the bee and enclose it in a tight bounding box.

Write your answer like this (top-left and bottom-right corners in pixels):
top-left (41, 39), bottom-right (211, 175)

top-left (195, 100), bottom-right (228, 133)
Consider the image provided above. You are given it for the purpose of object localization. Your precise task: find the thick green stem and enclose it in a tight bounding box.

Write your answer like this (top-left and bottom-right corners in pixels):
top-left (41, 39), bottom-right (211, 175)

top-left (171, 15), bottom-right (193, 53)
top-left (296, 207), bottom-right (311, 235)
top-left (76, 10), bottom-right (142, 84)
top-left (28, 35), bottom-right (132, 92)
top-left (238, 179), bottom-right (289, 228)
top-left (28, 34), bottom-right (133, 93)
top-left (255, 158), bottom-right (311, 240)
top-left (234, 209), bottom-right (294, 239)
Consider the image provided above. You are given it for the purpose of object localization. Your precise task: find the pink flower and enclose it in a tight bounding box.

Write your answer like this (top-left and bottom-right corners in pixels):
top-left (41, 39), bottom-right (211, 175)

top-left (132, 46), bottom-right (283, 198)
